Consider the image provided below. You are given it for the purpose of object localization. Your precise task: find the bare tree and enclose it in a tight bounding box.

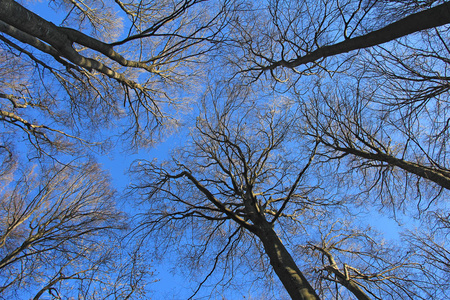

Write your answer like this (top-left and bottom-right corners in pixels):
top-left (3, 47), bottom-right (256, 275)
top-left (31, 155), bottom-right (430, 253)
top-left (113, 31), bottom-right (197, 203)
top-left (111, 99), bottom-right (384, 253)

top-left (228, 0), bottom-right (450, 203)
top-left (226, 0), bottom-right (450, 84)
top-left (0, 162), bottom-right (153, 299)
top-left (2, 0), bottom-right (450, 299)
top-left (130, 89), bottom-right (325, 299)
top-left (294, 19), bottom-right (450, 214)
top-left (298, 77), bottom-right (448, 213)
top-left (297, 213), bottom-right (450, 300)
top-left (0, 0), bottom-right (231, 152)
top-left (0, 1), bottom-right (233, 298)
top-left (129, 78), bottom-right (450, 298)
top-left (131, 85), bottom-right (433, 299)
top-left (122, 0), bottom-right (450, 298)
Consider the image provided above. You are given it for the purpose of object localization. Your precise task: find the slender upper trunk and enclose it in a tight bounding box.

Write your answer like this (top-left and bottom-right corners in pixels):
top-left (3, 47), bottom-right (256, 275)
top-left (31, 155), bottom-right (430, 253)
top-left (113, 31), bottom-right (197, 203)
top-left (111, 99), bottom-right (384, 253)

top-left (0, 0), bottom-right (143, 87)
top-left (332, 145), bottom-right (450, 190)
top-left (256, 223), bottom-right (320, 300)
top-left (326, 266), bottom-right (371, 300)
top-left (265, 2), bottom-right (450, 70)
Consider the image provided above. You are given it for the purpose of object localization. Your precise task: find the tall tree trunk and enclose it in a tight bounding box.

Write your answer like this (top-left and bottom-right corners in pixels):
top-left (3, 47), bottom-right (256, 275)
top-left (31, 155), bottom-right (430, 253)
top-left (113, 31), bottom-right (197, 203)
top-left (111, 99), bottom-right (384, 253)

top-left (330, 145), bottom-right (450, 190)
top-left (326, 266), bottom-right (371, 300)
top-left (265, 2), bottom-right (450, 70)
top-left (256, 223), bottom-right (320, 300)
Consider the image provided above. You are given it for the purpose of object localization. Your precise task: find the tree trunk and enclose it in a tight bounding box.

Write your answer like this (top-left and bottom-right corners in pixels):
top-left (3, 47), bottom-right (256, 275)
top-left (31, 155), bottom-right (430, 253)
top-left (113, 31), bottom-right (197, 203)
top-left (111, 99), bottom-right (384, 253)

top-left (331, 145), bottom-right (450, 190)
top-left (265, 2), bottom-right (450, 70)
top-left (256, 223), bottom-right (320, 300)
top-left (327, 267), bottom-right (371, 300)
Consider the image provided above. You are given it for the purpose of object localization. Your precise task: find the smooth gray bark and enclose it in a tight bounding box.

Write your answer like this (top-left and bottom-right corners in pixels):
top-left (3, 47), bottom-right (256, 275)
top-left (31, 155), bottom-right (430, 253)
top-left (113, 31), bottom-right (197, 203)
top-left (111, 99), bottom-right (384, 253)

top-left (256, 223), bottom-right (320, 300)
top-left (264, 2), bottom-right (450, 70)
top-left (182, 172), bottom-right (321, 299)
top-left (0, 0), bottom-right (144, 87)
top-left (332, 145), bottom-right (450, 190)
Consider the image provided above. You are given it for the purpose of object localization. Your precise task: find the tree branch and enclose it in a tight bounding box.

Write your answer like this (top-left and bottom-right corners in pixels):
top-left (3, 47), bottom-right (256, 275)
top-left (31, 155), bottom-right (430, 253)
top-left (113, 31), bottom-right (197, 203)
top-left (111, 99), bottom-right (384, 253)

top-left (263, 2), bottom-right (450, 70)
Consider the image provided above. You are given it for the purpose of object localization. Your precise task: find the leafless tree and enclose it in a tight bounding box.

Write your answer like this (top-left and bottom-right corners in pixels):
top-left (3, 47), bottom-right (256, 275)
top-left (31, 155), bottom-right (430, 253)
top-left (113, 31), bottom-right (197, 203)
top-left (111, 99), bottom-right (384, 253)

top-left (298, 74), bottom-right (449, 213)
top-left (0, 0), bottom-right (231, 153)
top-left (130, 88), bottom-right (325, 299)
top-left (119, 0), bottom-right (450, 298)
top-left (298, 213), bottom-right (450, 299)
top-left (228, 1), bottom-right (450, 206)
top-left (0, 1), bottom-right (234, 298)
top-left (129, 85), bottom-right (440, 299)
top-left (0, 161), bottom-right (153, 299)
top-left (229, 0), bottom-right (450, 82)
top-left (2, 0), bottom-right (450, 299)
top-left (130, 77), bottom-right (450, 298)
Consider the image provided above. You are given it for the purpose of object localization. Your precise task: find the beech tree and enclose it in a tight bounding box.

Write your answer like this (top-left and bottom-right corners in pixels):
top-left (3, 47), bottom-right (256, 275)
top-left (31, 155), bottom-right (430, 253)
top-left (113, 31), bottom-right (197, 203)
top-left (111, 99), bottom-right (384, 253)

top-left (228, 0), bottom-right (450, 298)
top-left (0, 0), bottom-right (229, 154)
top-left (0, 162), bottom-right (152, 299)
top-left (300, 73), bottom-right (450, 212)
top-left (290, 1), bottom-right (450, 200)
top-left (229, 0), bottom-right (450, 81)
top-left (0, 0), bottom-right (230, 298)
top-left (2, 0), bottom-right (450, 299)
top-left (131, 87), bottom-right (450, 299)
top-left (0, 1), bottom-right (225, 297)
top-left (229, 0), bottom-right (450, 200)
top-left (130, 0), bottom-right (450, 298)
top-left (131, 93), bottom-right (320, 299)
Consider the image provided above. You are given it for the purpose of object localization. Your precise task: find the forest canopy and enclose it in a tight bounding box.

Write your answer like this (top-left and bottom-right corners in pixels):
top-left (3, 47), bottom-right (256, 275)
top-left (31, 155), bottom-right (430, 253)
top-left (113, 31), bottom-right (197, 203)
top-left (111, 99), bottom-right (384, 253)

top-left (1, 0), bottom-right (450, 299)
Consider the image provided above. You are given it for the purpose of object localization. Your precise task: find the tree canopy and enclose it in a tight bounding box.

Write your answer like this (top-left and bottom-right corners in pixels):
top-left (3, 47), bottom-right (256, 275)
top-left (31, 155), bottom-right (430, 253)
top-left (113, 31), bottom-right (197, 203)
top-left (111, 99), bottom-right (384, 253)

top-left (1, 0), bottom-right (450, 299)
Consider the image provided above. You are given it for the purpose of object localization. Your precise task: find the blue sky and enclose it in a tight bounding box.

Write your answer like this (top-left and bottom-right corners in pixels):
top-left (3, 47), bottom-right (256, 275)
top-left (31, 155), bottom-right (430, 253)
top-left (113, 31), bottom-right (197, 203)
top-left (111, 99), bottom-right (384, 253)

top-left (12, 1), bottom-right (427, 299)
